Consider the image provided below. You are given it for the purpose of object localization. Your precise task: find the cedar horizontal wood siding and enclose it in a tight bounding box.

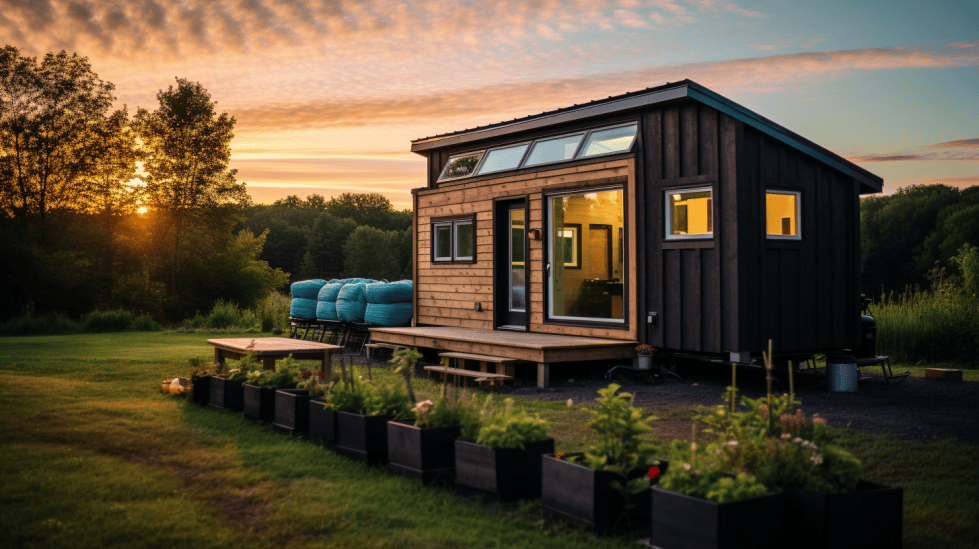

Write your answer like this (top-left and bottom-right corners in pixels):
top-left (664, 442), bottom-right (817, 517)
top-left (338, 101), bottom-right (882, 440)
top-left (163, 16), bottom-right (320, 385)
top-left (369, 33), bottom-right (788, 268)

top-left (643, 101), bottom-right (732, 354)
top-left (737, 126), bottom-right (860, 353)
top-left (414, 160), bottom-right (637, 340)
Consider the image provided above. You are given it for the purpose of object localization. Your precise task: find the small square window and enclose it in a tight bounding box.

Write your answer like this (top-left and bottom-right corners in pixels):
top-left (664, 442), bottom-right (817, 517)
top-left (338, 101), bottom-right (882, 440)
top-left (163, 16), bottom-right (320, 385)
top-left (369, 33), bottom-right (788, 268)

top-left (432, 219), bottom-right (475, 263)
top-left (766, 191), bottom-right (801, 239)
top-left (665, 187), bottom-right (713, 239)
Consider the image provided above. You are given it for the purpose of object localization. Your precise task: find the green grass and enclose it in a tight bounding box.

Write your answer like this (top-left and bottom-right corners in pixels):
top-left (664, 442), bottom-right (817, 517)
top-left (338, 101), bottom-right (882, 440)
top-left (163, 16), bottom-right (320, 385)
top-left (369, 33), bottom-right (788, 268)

top-left (1, 332), bottom-right (977, 548)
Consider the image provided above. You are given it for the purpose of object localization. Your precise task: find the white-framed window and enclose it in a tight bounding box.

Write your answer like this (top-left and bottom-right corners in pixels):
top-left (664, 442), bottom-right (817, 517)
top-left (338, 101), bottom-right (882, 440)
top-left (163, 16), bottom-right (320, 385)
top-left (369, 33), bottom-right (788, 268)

top-left (766, 190), bottom-right (801, 240)
top-left (433, 219), bottom-right (475, 262)
top-left (665, 187), bottom-right (713, 239)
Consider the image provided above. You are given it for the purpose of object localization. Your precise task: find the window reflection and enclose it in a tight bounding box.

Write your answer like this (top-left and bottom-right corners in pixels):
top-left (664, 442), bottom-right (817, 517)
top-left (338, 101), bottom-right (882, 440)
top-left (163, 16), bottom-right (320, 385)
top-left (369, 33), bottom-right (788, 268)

top-left (548, 188), bottom-right (625, 323)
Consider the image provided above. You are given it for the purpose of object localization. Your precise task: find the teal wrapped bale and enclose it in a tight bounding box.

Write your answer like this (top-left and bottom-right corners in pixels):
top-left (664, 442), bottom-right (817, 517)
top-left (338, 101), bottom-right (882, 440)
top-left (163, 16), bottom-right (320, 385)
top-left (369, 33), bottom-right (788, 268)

top-left (364, 302), bottom-right (413, 326)
top-left (315, 299), bottom-right (338, 321)
top-left (336, 283), bottom-right (372, 323)
top-left (291, 279), bottom-right (327, 300)
top-left (365, 280), bottom-right (413, 304)
top-left (318, 282), bottom-right (345, 302)
top-left (290, 298), bottom-right (318, 320)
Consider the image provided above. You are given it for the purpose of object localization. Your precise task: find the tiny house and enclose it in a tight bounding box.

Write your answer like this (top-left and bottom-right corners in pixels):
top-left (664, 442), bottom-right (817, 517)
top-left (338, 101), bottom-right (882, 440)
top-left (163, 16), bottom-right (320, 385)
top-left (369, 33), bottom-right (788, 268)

top-left (370, 80), bottom-right (883, 385)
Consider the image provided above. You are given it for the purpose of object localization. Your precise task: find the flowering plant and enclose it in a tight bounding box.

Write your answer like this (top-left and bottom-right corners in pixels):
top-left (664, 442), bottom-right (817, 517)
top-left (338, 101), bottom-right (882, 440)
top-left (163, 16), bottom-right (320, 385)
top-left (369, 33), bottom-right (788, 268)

top-left (297, 369), bottom-right (331, 396)
top-left (635, 344), bottom-right (654, 356)
top-left (659, 341), bottom-right (862, 503)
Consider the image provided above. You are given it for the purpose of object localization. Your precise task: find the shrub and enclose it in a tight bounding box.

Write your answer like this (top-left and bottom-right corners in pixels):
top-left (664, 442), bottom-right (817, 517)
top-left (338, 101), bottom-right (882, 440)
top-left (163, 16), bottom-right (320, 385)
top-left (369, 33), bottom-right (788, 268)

top-left (84, 310), bottom-right (136, 332)
top-left (130, 314), bottom-right (162, 332)
top-left (0, 311), bottom-right (81, 335)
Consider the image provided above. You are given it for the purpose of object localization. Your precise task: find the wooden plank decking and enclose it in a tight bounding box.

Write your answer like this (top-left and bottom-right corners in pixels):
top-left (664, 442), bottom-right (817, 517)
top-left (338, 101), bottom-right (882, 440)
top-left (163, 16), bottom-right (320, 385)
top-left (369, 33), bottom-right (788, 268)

top-left (369, 326), bottom-right (637, 388)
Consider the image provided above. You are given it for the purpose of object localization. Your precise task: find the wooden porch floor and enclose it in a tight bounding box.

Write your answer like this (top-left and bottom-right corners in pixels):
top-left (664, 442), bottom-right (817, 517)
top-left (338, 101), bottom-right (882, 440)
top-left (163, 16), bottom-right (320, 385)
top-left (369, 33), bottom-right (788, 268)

top-left (368, 326), bottom-right (637, 388)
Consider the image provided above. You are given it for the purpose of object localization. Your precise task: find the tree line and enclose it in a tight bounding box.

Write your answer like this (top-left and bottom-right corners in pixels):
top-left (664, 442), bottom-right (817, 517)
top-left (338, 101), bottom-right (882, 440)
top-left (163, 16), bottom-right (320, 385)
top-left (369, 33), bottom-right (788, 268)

top-left (0, 45), bottom-right (282, 322)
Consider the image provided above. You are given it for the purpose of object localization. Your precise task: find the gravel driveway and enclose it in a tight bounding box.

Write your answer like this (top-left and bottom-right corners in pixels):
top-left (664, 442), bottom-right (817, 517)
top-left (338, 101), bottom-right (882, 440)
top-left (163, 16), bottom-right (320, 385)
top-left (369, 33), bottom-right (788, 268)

top-left (507, 364), bottom-right (979, 446)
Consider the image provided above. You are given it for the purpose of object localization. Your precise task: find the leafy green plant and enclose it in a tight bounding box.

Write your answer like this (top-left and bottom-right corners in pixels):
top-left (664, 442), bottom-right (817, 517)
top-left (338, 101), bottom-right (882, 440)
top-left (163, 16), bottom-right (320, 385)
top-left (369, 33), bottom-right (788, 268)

top-left (296, 369), bottom-right (331, 396)
top-left (243, 355), bottom-right (300, 389)
top-left (662, 341), bottom-right (863, 503)
top-left (187, 357), bottom-right (214, 382)
top-left (373, 383), bottom-right (413, 420)
top-left (326, 367), bottom-right (376, 415)
top-left (474, 398), bottom-right (549, 450)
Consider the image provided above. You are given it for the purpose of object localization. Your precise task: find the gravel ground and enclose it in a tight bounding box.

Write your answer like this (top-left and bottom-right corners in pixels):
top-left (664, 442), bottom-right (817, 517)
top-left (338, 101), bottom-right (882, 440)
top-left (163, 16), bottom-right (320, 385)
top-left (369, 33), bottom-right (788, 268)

top-left (504, 363), bottom-right (979, 446)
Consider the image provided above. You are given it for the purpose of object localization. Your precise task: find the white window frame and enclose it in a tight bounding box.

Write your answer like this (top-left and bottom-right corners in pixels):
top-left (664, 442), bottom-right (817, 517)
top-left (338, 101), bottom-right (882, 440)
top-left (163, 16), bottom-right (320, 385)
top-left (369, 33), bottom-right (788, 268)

top-left (766, 189), bottom-right (802, 240)
top-left (664, 186), bottom-right (714, 240)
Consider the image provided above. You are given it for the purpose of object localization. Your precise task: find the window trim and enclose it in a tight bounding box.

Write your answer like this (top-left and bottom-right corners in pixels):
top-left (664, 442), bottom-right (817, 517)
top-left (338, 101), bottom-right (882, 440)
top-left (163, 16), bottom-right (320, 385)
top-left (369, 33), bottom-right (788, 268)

top-left (435, 121), bottom-right (639, 184)
top-left (431, 216), bottom-right (476, 263)
top-left (664, 185), bottom-right (714, 241)
top-left (765, 189), bottom-right (802, 240)
top-left (544, 184), bottom-right (628, 326)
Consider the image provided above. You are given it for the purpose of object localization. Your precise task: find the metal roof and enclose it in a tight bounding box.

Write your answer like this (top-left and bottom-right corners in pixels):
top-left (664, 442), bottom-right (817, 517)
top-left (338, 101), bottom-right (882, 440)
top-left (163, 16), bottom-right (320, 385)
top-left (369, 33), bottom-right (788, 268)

top-left (410, 79), bottom-right (883, 194)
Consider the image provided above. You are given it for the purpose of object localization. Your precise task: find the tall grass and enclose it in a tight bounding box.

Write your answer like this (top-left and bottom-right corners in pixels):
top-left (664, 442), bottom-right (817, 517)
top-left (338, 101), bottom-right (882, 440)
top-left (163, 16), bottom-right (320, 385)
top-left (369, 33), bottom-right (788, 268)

top-left (871, 281), bottom-right (979, 367)
top-left (0, 309), bottom-right (161, 336)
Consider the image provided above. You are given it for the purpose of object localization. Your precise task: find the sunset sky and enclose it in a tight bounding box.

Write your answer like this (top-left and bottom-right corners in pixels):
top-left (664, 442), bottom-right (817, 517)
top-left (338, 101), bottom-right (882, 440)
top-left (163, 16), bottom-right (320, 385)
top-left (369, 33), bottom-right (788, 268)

top-left (4, 0), bottom-right (977, 209)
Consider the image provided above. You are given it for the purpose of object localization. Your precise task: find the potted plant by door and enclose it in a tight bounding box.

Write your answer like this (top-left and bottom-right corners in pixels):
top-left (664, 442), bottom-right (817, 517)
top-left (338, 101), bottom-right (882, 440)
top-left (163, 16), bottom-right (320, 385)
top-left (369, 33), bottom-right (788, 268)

top-left (242, 357), bottom-right (300, 423)
top-left (386, 348), bottom-right (476, 483)
top-left (328, 365), bottom-right (413, 465)
top-left (541, 384), bottom-right (662, 535)
top-left (454, 397), bottom-right (553, 502)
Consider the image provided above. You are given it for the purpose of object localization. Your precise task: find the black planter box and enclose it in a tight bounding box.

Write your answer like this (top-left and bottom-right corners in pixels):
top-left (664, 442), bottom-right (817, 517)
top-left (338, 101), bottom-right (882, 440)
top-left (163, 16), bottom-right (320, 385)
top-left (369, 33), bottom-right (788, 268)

top-left (190, 376), bottom-right (211, 405)
top-left (786, 481), bottom-right (902, 549)
top-left (541, 453), bottom-right (654, 535)
top-left (454, 438), bottom-right (555, 502)
top-left (273, 389), bottom-right (312, 435)
top-left (243, 384), bottom-right (277, 423)
top-left (650, 486), bottom-right (786, 549)
top-left (308, 398), bottom-right (335, 447)
top-left (387, 420), bottom-right (461, 483)
top-left (208, 377), bottom-right (244, 411)
top-left (334, 410), bottom-right (391, 465)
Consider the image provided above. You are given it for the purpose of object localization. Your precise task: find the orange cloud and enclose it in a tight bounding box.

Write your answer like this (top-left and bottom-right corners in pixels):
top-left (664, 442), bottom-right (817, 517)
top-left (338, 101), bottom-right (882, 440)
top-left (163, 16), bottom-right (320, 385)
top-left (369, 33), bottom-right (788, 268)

top-left (849, 139), bottom-right (979, 163)
top-left (231, 46), bottom-right (979, 132)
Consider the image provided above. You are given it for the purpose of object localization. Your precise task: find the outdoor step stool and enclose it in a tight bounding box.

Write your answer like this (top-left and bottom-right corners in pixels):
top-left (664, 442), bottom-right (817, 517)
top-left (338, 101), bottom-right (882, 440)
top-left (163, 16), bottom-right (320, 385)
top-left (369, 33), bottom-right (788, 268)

top-left (438, 351), bottom-right (522, 378)
top-left (364, 343), bottom-right (406, 361)
top-left (423, 364), bottom-right (513, 388)
top-left (856, 356), bottom-right (910, 384)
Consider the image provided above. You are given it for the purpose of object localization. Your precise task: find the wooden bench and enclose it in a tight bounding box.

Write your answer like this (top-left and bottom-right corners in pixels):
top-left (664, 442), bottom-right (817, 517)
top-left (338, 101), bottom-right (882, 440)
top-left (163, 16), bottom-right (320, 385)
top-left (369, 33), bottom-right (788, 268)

top-left (438, 351), bottom-right (522, 378)
top-left (364, 342), bottom-right (406, 361)
top-left (423, 365), bottom-right (513, 387)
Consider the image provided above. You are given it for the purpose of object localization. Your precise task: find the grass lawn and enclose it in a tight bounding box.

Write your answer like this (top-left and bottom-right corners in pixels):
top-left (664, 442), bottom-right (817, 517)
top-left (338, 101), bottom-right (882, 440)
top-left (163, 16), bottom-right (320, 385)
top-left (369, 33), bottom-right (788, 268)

top-left (2, 332), bottom-right (977, 548)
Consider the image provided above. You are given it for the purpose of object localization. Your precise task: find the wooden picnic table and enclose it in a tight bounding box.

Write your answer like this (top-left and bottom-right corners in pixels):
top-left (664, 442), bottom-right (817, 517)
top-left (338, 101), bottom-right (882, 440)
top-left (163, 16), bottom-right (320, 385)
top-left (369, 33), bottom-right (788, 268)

top-left (207, 337), bottom-right (342, 380)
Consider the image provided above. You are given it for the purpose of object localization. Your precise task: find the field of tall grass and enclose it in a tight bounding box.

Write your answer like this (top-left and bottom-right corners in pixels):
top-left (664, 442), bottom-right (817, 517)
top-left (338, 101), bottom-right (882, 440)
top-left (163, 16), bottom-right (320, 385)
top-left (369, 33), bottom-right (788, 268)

top-left (871, 251), bottom-right (979, 367)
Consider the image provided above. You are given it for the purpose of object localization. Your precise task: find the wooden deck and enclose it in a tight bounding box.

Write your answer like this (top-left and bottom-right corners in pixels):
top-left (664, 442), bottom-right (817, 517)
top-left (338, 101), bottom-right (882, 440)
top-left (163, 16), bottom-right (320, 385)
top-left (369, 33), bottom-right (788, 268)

top-left (368, 326), bottom-right (637, 388)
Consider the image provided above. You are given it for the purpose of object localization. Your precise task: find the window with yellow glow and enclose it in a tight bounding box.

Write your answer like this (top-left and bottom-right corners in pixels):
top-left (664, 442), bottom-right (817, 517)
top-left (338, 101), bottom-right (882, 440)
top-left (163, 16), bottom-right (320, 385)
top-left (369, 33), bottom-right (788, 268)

top-left (665, 188), bottom-right (713, 239)
top-left (766, 191), bottom-right (801, 239)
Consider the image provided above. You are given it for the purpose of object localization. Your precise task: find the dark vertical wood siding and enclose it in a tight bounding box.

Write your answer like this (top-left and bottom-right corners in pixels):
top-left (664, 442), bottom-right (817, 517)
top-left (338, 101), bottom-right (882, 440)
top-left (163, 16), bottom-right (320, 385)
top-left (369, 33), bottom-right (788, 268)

top-left (736, 127), bottom-right (861, 353)
top-left (645, 101), bottom-right (728, 354)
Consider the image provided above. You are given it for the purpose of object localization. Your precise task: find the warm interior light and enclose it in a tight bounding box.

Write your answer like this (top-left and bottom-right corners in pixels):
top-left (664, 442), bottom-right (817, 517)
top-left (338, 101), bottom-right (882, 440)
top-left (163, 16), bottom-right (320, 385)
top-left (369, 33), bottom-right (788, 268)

top-left (672, 194), bottom-right (681, 201)
top-left (137, 206), bottom-right (148, 214)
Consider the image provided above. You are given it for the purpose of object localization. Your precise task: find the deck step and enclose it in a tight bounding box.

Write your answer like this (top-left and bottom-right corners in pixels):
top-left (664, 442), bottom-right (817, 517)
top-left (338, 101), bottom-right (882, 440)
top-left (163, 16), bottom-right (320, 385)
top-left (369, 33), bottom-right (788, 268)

top-left (424, 365), bottom-right (513, 386)
top-left (438, 351), bottom-right (521, 364)
top-left (925, 368), bottom-right (962, 381)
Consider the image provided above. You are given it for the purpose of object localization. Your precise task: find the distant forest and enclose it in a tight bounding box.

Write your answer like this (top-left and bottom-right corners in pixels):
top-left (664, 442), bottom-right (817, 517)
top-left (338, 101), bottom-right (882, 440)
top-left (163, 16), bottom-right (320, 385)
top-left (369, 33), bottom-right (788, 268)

top-left (861, 184), bottom-right (979, 298)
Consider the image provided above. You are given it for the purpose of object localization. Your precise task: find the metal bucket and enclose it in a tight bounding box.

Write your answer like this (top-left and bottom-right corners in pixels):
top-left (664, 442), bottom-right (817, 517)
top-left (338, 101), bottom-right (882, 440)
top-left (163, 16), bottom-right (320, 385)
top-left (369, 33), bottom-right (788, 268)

top-left (826, 354), bottom-right (858, 392)
top-left (637, 355), bottom-right (652, 370)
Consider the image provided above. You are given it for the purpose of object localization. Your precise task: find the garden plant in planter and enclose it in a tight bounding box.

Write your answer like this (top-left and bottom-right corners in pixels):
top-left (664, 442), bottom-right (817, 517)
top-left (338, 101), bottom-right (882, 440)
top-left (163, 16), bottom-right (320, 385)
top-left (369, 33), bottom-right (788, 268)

top-left (209, 353), bottom-right (256, 412)
top-left (327, 364), bottom-right (413, 465)
top-left (542, 384), bottom-right (662, 535)
top-left (187, 358), bottom-right (213, 406)
top-left (302, 370), bottom-right (335, 447)
top-left (273, 366), bottom-right (321, 435)
top-left (651, 341), bottom-right (901, 549)
top-left (242, 357), bottom-right (300, 423)
top-left (386, 349), bottom-right (477, 483)
top-left (454, 396), bottom-right (553, 502)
